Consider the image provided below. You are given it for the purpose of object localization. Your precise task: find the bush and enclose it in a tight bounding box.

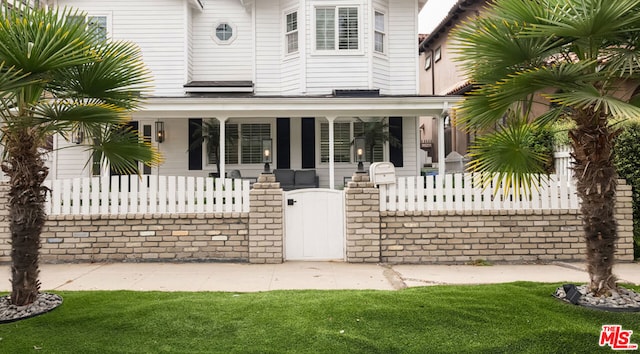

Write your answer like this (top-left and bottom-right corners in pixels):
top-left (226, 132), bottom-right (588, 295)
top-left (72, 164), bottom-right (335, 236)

top-left (613, 121), bottom-right (640, 259)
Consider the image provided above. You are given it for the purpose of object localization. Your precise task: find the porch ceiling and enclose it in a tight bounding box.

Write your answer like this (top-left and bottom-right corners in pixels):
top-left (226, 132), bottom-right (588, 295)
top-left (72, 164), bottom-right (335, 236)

top-left (132, 95), bottom-right (462, 119)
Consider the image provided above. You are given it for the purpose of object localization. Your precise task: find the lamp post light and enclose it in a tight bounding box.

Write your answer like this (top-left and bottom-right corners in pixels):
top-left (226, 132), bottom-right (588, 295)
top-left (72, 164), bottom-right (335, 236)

top-left (72, 127), bottom-right (84, 144)
top-left (155, 121), bottom-right (165, 143)
top-left (355, 136), bottom-right (366, 174)
top-left (262, 138), bottom-right (272, 174)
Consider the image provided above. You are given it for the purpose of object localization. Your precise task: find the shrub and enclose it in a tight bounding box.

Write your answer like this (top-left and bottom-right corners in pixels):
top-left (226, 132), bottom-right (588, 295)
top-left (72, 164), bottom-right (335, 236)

top-left (613, 121), bottom-right (640, 259)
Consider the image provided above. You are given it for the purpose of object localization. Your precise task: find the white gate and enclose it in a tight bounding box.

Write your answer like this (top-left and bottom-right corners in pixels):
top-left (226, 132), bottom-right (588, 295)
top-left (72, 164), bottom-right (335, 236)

top-left (284, 189), bottom-right (345, 261)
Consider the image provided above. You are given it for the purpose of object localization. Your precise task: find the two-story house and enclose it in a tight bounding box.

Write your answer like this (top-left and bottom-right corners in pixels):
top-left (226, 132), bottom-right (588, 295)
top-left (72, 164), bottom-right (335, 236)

top-left (45, 0), bottom-right (457, 188)
top-left (418, 0), bottom-right (480, 173)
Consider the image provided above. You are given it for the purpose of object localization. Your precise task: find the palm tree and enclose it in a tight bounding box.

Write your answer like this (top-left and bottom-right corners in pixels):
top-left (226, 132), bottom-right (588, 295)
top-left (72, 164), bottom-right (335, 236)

top-left (189, 119), bottom-right (238, 177)
top-left (0, 3), bottom-right (160, 306)
top-left (451, 0), bottom-right (640, 296)
top-left (353, 118), bottom-right (401, 163)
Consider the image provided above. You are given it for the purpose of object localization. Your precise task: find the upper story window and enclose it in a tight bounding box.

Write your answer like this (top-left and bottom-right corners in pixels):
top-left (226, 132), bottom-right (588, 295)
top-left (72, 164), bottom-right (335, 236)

top-left (216, 23), bottom-right (233, 40)
top-left (285, 10), bottom-right (299, 54)
top-left (212, 21), bottom-right (237, 44)
top-left (67, 14), bottom-right (110, 41)
top-left (315, 6), bottom-right (359, 52)
top-left (374, 11), bottom-right (385, 54)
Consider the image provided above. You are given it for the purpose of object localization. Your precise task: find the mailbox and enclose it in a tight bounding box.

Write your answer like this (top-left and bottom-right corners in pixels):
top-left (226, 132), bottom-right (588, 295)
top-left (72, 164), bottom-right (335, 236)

top-left (369, 162), bottom-right (396, 185)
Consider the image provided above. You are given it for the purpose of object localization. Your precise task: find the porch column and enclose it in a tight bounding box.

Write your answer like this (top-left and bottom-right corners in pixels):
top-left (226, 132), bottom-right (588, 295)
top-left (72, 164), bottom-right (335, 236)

top-left (438, 106), bottom-right (447, 176)
top-left (326, 116), bottom-right (337, 189)
top-left (216, 116), bottom-right (228, 179)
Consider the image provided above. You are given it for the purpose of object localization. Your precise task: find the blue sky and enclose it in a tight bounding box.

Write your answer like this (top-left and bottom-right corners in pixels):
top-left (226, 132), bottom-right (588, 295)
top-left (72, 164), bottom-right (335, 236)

top-left (419, 0), bottom-right (457, 33)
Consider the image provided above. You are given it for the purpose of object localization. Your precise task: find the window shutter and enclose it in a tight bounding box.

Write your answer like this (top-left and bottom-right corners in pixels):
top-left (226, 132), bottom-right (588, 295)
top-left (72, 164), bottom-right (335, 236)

top-left (301, 118), bottom-right (316, 168)
top-left (389, 117), bottom-right (403, 167)
top-left (188, 118), bottom-right (203, 170)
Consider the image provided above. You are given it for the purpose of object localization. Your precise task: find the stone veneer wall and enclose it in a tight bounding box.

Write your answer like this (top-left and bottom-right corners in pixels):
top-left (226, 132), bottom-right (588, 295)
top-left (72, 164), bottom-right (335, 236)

top-left (377, 181), bottom-right (635, 264)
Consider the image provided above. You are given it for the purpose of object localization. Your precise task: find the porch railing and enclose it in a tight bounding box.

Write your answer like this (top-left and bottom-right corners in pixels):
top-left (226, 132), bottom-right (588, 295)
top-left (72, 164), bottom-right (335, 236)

top-left (379, 173), bottom-right (579, 212)
top-left (44, 175), bottom-right (251, 215)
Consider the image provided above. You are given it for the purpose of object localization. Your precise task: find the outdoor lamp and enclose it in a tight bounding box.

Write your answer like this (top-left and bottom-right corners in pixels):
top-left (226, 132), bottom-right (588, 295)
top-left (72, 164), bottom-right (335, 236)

top-left (72, 128), bottom-right (84, 144)
top-left (155, 121), bottom-right (165, 143)
top-left (262, 138), bottom-right (272, 173)
top-left (355, 136), bottom-right (366, 173)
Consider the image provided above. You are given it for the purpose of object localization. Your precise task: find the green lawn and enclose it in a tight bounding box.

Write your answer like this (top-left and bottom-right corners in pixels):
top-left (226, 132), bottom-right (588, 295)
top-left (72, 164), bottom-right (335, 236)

top-left (1, 282), bottom-right (638, 353)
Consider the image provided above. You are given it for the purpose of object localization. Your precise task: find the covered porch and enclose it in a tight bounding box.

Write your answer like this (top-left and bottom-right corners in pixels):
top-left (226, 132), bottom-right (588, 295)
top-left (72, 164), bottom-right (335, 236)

top-left (132, 95), bottom-right (461, 188)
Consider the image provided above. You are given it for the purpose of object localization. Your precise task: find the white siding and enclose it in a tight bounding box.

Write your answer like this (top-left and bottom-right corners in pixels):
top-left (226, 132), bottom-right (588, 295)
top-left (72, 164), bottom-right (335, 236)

top-left (372, 0), bottom-right (390, 93)
top-left (191, 0), bottom-right (253, 82)
top-left (254, 0), bottom-right (283, 94)
top-left (387, 0), bottom-right (418, 94)
top-left (279, 0), bottom-right (303, 94)
top-left (58, 0), bottom-right (188, 96)
top-left (53, 136), bottom-right (93, 179)
top-left (303, 1), bottom-right (371, 95)
top-left (186, 3), bottom-right (194, 83)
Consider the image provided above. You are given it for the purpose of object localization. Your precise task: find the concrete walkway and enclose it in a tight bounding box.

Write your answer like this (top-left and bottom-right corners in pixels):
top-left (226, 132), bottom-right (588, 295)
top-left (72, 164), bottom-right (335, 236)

top-left (1, 261), bottom-right (638, 292)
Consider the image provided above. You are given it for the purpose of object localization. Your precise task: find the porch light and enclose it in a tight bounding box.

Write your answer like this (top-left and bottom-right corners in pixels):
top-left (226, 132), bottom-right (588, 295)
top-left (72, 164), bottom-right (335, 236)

top-left (155, 121), bottom-right (165, 143)
top-left (72, 128), bottom-right (84, 144)
top-left (355, 136), bottom-right (366, 173)
top-left (262, 138), bottom-right (272, 174)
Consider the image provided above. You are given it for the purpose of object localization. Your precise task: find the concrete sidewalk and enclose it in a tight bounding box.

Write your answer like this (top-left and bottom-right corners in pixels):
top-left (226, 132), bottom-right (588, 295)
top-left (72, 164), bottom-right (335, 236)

top-left (2, 261), bottom-right (638, 292)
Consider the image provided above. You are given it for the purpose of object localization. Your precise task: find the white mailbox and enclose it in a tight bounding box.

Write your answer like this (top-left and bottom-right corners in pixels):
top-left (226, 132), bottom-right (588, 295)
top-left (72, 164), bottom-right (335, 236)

top-left (369, 162), bottom-right (396, 185)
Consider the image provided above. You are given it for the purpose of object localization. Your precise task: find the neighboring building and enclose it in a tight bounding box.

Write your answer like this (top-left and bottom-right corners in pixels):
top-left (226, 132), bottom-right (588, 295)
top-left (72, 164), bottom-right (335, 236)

top-left (418, 0), bottom-right (482, 171)
top-left (45, 0), bottom-right (457, 188)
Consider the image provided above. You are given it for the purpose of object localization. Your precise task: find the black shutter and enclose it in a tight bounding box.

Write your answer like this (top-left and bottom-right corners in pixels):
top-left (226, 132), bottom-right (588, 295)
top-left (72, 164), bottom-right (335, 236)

top-left (188, 118), bottom-right (202, 170)
top-left (389, 117), bottom-right (403, 167)
top-left (301, 118), bottom-right (315, 168)
top-left (277, 118), bottom-right (291, 169)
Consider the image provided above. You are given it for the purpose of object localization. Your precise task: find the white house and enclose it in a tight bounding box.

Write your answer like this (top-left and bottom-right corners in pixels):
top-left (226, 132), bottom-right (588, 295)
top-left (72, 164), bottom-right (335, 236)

top-left (48, 0), bottom-right (458, 188)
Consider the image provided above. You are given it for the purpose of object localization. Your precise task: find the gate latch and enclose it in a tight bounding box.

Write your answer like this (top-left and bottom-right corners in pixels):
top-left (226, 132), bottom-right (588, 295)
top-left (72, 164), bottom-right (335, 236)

top-left (287, 199), bottom-right (297, 206)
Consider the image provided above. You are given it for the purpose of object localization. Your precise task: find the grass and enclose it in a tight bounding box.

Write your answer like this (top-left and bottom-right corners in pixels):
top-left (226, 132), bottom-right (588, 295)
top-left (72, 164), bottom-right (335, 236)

top-left (1, 282), bottom-right (639, 353)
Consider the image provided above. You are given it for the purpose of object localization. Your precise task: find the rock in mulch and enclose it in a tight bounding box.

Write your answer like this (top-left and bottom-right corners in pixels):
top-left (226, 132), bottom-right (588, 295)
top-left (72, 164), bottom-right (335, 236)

top-left (553, 284), bottom-right (640, 312)
top-left (0, 293), bottom-right (63, 323)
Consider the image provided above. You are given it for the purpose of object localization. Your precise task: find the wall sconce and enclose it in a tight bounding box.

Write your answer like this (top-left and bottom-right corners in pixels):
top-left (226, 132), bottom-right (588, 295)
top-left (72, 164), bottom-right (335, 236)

top-left (72, 128), bottom-right (84, 144)
top-left (155, 121), bottom-right (165, 143)
top-left (354, 136), bottom-right (366, 173)
top-left (262, 138), bottom-right (272, 174)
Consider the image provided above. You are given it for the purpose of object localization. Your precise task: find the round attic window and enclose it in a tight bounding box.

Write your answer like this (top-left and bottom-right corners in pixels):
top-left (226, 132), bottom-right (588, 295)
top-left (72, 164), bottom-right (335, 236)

top-left (212, 22), bottom-right (237, 44)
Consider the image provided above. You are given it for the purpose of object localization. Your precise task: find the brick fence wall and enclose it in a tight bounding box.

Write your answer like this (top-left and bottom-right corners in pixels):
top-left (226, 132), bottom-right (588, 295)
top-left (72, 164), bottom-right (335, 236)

top-left (345, 176), bottom-right (635, 264)
top-left (0, 176), bottom-right (635, 264)
top-left (0, 177), bottom-right (284, 264)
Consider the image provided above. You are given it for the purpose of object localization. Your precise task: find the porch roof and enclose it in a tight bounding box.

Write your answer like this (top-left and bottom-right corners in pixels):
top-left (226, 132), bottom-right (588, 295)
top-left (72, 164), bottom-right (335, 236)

top-left (133, 95), bottom-right (462, 119)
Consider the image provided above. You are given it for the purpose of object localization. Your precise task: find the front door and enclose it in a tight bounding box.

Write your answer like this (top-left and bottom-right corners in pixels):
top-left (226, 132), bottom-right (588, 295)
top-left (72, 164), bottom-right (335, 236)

top-left (284, 189), bottom-right (345, 260)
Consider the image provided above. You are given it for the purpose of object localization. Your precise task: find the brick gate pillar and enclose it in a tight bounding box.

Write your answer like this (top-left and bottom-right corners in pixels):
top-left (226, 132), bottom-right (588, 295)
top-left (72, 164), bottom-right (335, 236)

top-left (248, 174), bottom-right (284, 264)
top-left (344, 174), bottom-right (381, 263)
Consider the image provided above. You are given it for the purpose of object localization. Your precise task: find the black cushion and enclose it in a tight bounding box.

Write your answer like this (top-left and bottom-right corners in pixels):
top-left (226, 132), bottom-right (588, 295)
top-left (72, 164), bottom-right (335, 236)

top-left (274, 169), bottom-right (295, 185)
top-left (295, 170), bottom-right (316, 185)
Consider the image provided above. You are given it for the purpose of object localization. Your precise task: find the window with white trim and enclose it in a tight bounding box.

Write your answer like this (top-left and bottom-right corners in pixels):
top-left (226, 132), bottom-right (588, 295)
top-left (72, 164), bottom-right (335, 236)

top-left (320, 121), bottom-right (386, 163)
top-left (212, 22), bottom-right (237, 44)
top-left (320, 122), bottom-right (351, 163)
top-left (374, 11), bottom-right (385, 54)
top-left (315, 6), bottom-right (359, 51)
top-left (240, 124), bottom-right (271, 164)
top-left (285, 11), bottom-right (299, 54)
top-left (66, 14), bottom-right (110, 41)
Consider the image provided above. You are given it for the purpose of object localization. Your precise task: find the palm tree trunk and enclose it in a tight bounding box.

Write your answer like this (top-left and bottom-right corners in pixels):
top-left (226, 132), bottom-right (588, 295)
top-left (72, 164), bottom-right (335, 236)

top-left (570, 108), bottom-right (619, 295)
top-left (1, 129), bottom-right (49, 306)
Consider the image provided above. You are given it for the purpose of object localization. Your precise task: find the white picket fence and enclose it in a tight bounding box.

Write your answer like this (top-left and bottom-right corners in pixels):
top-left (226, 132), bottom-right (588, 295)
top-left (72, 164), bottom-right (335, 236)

top-left (44, 175), bottom-right (251, 215)
top-left (554, 145), bottom-right (573, 178)
top-left (379, 173), bottom-right (579, 212)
